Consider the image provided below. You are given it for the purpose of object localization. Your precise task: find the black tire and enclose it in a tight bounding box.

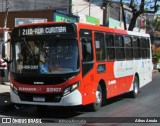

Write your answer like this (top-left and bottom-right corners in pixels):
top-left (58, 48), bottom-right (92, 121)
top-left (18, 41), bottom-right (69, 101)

top-left (12, 103), bottom-right (24, 110)
top-left (89, 85), bottom-right (102, 111)
top-left (36, 105), bottom-right (47, 111)
top-left (130, 76), bottom-right (139, 98)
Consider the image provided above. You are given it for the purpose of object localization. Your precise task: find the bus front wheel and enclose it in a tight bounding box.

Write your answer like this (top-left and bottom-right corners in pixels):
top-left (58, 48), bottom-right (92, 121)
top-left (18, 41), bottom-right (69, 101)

top-left (89, 85), bottom-right (102, 111)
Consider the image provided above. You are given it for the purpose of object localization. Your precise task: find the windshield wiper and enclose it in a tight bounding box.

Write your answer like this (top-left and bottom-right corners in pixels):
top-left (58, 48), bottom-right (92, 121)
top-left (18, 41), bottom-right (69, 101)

top-left (22, 38), bottom-right (34, 56)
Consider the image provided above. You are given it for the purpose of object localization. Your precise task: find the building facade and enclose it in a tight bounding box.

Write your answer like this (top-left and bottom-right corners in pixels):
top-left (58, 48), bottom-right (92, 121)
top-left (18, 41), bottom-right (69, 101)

top-left (0, 0), bottom-right (70, 13)
top-left (0, 0), bottom-right (145, 30)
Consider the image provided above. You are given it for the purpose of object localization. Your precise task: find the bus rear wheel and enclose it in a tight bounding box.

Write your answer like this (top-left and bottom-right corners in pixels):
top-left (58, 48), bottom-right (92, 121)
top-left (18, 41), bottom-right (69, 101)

top-left (130, 76), bottom-right (139, 98)
top-left (89, 85), bottom-right (102, 111)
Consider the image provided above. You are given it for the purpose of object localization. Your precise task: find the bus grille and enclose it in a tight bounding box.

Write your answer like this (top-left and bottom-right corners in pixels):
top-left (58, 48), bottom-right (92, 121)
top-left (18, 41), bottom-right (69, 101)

top-left (18, 92), bottom-right (62, 102)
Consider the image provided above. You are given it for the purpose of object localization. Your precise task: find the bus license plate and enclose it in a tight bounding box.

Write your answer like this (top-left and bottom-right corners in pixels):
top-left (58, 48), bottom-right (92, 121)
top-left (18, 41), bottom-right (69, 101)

top-left (33, 96), bottom-right (45, 102)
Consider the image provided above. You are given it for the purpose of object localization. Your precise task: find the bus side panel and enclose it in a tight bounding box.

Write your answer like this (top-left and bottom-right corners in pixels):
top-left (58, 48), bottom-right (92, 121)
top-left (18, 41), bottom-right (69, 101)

top-left (114, 60), bottom-right (135, 95)
top-left (81, 68), bottom-right (98, 105)
top-left (101, 61), bottom-right (121, 99)
top-left (134, 59), bottom-right (152, 89)
top-left (120, 75), bottom-right (134, 93)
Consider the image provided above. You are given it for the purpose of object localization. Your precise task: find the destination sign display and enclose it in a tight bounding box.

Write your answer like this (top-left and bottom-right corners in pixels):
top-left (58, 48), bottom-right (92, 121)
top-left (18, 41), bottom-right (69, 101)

top-left (13, 24), bottom-right (76, 36)
top-left (22, 26), bottom-right (67, 35)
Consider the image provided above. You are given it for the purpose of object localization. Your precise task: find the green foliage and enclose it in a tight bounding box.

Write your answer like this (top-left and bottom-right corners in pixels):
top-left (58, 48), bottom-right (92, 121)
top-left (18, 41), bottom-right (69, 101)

top-left (152, 17), bottom-right (160, 32)
top-left (153, 51), bottom-right (160, 63)
top-left (146, 16), bottom-right (160, 38)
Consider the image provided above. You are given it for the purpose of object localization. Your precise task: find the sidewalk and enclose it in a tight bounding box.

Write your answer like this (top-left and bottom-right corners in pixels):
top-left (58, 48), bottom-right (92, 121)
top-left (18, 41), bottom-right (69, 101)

top-left (0, 81), bottom-right (10, 91)
top-left (0, 82), bottom-right (12, 113)
top-left (153, 69), bottom-right (159, 74)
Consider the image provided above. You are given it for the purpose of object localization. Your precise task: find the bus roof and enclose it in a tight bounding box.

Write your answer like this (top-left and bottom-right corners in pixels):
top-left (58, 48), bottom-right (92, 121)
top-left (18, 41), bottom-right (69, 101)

top-left (76, 23), bottom-right (150, 38)
top-left (14, 22), bottom-right (150, 38)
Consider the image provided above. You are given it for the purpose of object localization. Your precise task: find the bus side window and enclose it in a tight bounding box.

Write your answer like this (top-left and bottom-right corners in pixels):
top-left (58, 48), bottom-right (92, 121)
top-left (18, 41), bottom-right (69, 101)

top-left (81, 38), bottom-right (93, 62)
top-left (124, 36), bottom-right (133, 60)
top-left (105, 34), bottom-right (115, 61)
top-left (95, 32), bottom-right (105, 61)
top-left (133, 37), bottom-right (141, 59)
top-left (140, 38), bottom-right (148, 59)
top-left (115, 35), bottom-right (125, 60)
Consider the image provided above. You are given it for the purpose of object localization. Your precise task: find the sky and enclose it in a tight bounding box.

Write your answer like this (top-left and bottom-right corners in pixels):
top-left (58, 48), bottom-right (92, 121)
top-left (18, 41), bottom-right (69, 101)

top-left (156, 11), bottom-right (160, 14)
top-left (121, 0), bottom-right (160, 14)
top-left (156, 1), bottom-right (160, 14)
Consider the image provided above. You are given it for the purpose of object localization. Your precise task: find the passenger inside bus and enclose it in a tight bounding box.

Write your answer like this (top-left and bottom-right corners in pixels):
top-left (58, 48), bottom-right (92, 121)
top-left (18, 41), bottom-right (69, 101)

top-left (61, 46), bottom-right (77, 70)
top-left (81, 38), bottom-right (93, 62)
top-left (39, 51), bottom-right (49, 74)
top-left (48, 43), bottom-right (78, 72)
top-left (16, 52), bottom-right (23, 73)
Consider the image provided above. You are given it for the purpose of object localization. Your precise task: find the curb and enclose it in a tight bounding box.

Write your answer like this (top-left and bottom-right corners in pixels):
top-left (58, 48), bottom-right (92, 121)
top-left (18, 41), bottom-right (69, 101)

top-left (153, 70), bottom-right (159, 74)
top-left (1, 82), bottom-right (10, 86)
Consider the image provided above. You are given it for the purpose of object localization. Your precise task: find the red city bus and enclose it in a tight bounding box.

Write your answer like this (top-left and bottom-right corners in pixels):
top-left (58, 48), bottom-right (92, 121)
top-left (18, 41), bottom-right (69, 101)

top-left (9, 22), bottom-right (152, 111)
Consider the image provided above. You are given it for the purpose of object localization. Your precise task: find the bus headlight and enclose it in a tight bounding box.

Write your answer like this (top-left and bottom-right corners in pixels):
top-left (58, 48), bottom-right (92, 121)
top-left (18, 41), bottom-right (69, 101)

top-left (63, 82), bottom-right (80, 96)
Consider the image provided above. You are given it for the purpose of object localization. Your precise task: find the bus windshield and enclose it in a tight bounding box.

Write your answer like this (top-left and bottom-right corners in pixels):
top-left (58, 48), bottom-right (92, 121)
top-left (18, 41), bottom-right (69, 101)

top-left (12, 37), bottom-right (79, 74)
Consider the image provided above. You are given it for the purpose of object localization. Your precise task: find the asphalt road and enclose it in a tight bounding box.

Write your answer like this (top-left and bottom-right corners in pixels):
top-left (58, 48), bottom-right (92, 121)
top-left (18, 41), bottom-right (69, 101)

top-left (0, 72), bottom-right (160, 126)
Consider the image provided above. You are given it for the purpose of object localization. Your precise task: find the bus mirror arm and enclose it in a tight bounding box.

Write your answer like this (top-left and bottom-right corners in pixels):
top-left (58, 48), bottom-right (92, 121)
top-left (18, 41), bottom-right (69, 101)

top-left (4, 39), bottom-right (11, 44)
top-left (2, 39), bottom-right (10, 44)
top-left (3, 57), bottom-right (13, 64)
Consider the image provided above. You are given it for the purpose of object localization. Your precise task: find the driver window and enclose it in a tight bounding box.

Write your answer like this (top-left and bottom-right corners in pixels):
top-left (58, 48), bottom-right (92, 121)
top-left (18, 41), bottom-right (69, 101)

top-left (81, 38), bottom-right (93, 62)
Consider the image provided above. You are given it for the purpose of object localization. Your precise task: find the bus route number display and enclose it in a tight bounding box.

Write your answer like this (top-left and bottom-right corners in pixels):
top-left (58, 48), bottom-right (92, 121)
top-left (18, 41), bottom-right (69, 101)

top-left (22, 26), bottom-right (67, 35)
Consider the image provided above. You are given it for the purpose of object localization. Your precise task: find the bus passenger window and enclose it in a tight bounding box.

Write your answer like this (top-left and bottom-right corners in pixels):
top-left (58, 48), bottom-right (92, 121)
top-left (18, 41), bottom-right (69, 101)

top-left (95, 32), bottom-right (105, 61)
top-left (81, 38), bottom-right (93, 62)
top-left (124, 36), bottom-right (133, 60)
top-left (133, 37), bottom-right (141, 59)
top-left (115, 35), bottom-right (125, 60)
top-left (105, 34), bottom-right (115, 60)
top-left (140, 38), bottom-right (149, 59)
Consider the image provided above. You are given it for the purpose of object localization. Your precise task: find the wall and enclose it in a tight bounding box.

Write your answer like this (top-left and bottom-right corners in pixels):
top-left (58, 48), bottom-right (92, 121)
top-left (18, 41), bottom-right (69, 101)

top-left (0, 10), bottom-right (53, 30)
top-left (72, 0), bottom-right (103, 25)
top-left (0, 0), bottom-right (69, 12)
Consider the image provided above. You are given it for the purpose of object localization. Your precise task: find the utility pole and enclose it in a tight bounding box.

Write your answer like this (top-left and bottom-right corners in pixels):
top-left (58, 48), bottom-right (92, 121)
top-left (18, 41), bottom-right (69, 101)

top-left (89, 0), bottom-right (91, 16)
top-left (120, 0), bottom-right (127, 30)
top-left (3, 0), bottom-right (9, 58)
top-left (4, 0), bottom-right (9, 30)
top-left (2, 0), bottom-right (4, 12)
top-left (103, 0), bottom-right (110, 26)
top-left (69, 0), bottom-right (72, 14)
top-left (34, 0), bottom-right (37, 10)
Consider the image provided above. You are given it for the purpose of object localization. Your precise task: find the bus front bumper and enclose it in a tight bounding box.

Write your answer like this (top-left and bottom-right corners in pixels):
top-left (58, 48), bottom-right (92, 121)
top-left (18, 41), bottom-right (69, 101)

top-left (10, 89), bottom-right (82, 106)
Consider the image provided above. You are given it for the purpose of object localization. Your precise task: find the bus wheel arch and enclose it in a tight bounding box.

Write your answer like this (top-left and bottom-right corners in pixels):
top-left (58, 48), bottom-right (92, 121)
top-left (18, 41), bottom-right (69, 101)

top-left (99, 80), bottom-right (107, 106)
top-left (88, 80), bottom-right (107, 111)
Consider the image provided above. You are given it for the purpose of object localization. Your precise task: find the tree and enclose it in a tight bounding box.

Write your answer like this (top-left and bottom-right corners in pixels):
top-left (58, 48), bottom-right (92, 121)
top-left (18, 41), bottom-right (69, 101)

top-left (146, 16), bottom-right (160, 39)
top-left (146, 16), bottom-right (160, 63)
top-left (103, 0), bottom-right (159, 31)
top-left (126, 0), bottom-right (160, 31)
top-left (151, 16), bottom-right (160, 36)
top-left (153, 50), bottom-right (160, 63)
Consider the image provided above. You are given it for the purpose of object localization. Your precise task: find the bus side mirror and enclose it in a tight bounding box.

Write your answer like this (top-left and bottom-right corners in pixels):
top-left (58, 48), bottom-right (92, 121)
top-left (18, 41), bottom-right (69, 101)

top-left (3, 58), bottom-right (13, 64)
